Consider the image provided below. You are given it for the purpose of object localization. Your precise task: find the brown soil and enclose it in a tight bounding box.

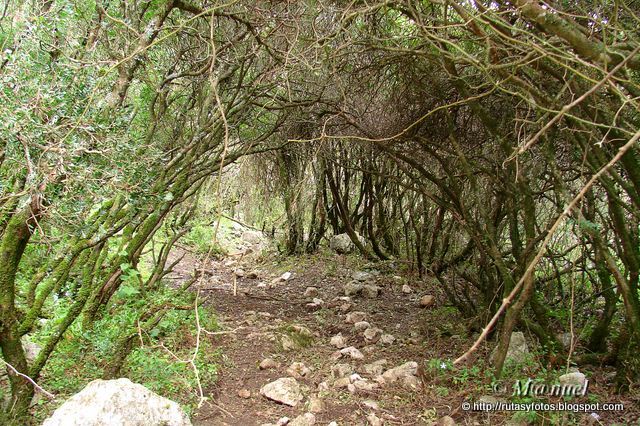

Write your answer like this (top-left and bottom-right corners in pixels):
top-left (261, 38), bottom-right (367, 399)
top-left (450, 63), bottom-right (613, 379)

top-left (167, 248), bottom-right (639, 426)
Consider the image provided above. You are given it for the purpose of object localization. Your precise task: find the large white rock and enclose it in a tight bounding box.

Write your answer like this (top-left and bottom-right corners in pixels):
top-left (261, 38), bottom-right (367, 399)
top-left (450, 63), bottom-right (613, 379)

top-left (42, 378), bottom-right (191, 426)
top-left (260, 377), bottom-right (304, 406)
top-left (330, 234), bottom-right (354, 254)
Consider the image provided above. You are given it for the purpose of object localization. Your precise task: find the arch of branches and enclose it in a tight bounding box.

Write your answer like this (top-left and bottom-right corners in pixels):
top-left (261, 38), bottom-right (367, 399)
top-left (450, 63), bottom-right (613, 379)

top-left (1, 0), bottom-right (639, 422)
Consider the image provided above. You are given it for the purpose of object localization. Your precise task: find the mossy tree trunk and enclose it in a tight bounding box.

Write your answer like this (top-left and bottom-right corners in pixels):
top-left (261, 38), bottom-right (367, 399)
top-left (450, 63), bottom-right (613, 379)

top-left (0, 202), bottom-right (42, 421)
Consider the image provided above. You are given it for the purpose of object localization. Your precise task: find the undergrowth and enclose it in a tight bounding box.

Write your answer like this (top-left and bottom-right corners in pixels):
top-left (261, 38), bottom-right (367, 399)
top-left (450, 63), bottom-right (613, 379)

top-left (30, 285), bottom-right (220, 422)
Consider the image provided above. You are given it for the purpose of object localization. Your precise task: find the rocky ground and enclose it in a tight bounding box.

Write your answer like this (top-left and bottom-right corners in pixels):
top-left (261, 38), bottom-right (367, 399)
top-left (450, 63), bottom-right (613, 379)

top-left (165, 239), bottom-right (638, 426)
top-left (167, 247), bottom-right (460, 426)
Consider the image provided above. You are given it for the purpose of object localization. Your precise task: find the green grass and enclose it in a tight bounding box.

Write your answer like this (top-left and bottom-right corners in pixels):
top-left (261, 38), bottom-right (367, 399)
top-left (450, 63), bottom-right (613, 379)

top-left (31, 287), bottom-right (221, 423)
top-left (183, 223), bottom-right (227, 256)
top-left (278, 324), bottom-right (314, 349)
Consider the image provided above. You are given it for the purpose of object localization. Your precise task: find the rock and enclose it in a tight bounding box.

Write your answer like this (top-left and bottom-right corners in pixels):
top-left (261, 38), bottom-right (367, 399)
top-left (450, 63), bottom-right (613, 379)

top-left (270, 277), bottom-right (283, 286)
top-left (317, 381), bottom-right (329, 391)
top-left (241, 230), bottom-right (263, 244)
top-left (363, 360), bottom-right (387, 376)
top-left (559, 332), bottom-right (573, 349)
top-left (354, 321), bottom-right (371, 332)
top-left (340, 346), bottom-right (364, 360)
top-left (346, 311), bottom-right (366, 324)
top-left (306, 297), bottom-right (324, 310)
top-left (419, 295), bottom-right (435, 308)
top-left (281, 272), bottom-right (293, 281)
top-left (281, 335), bottom-right (296, 351)
top-left (307, 396), bottom-right (324, 413)
top-left (402, 375), bottom-right (421, 389)
top-left (491, 331), bottom-right (529, 364)
top-left (349, 373), bottom-right (364, 382)
top-left (287, 362), bottom-right (311, 379)
top-left (259, 358), bottom-right (279, 370)
top-left (344, 281), bottom-right (364, 296)
top-left (238, 389), bottom-right (251, 399)
top-left (306, 301), bottom-right (322, 311)
top-left (352, 271), bottom-right (373, 282)
top-left (362, 345), bottom-right (377, 354)
top-left (339, 302), bottom-right (353, 313)
top-left (290, 413), bottom-right (316, 426)
top-left (260, 419), bottom-right (288, 426)
top-left (328, 423), bottom-right (338, 426)
top-left (353, 379), bottom-right (378, 391)
top-left (364, 327), bottom-right (383, 343)
top-left (382, 362), bottom-right (418, 383)
top-left (401, 284), bottom-right (413, 294)
top-left (42, 378), bottom-right (191, 426)
top-left (331, 363), bottom-right (353, 378)
top-left (379, 334), bottom-right (395, 345)
top-left (21, 336), bottom-right (41, 363)
top-left (437, 416), bottom-right (456, 426)
top-left (362, 285), bottom-right (381, 298)
top-left (582, 413), bottom-right (602, 425)
top-left (367, 413), bottom-right (383, 426)
top-left (260, 378), bottom-right (304, 407)
top-left (559, 371), bottom-right (587, 387)
top-left (363, 400), bottom-right (379, 411)
top-left (330, 233), bottom-right (355, 254)
top-left (330, 333), bottom-right (347, 349)
top-left (333, 377), bottom-right (351, 388)
top-left (304, 287), bottom-right (319, 298)
top-left (234, 268), bottom-right (245, 277)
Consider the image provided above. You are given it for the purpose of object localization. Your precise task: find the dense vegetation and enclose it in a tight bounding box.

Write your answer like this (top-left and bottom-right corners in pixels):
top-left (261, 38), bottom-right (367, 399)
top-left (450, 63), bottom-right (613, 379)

top-left (1, 0), bottom-right (639, 423)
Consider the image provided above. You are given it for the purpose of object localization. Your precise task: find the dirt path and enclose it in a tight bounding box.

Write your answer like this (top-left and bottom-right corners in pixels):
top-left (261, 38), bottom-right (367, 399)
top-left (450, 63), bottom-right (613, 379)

top-left (164, 247), bottom-right (468, 426)
top-left (165, 247), bottom-right (640, 426)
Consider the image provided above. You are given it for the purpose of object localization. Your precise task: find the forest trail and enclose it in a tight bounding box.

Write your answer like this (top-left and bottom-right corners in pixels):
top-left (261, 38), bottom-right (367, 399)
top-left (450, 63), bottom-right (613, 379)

top-left (167, 247), bottom-right (468, 426)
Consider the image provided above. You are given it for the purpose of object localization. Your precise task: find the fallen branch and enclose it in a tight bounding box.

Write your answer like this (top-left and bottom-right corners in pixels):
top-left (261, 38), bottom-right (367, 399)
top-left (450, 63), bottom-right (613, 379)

top-left (0, 359), bottom-right (55, 400)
